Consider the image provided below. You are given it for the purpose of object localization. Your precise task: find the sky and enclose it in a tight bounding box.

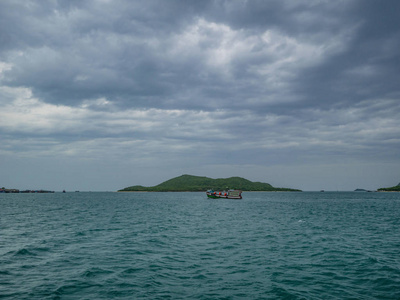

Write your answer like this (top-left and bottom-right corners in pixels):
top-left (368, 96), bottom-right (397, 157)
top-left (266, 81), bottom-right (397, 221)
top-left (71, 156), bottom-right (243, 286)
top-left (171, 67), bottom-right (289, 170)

top-left (1, 0), bottom-right (399, 191)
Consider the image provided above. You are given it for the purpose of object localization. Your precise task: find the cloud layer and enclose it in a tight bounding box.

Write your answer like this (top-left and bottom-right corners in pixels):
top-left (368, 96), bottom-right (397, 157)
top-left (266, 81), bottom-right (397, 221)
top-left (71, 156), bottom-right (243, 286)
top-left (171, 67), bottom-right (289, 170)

top-left (1, 0), bottom-right (399, 190)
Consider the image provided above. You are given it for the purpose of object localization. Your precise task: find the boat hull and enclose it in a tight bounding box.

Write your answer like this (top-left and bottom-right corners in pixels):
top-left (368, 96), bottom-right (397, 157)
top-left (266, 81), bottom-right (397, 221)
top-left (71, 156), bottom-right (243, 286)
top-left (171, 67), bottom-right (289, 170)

top-left (206, 190), bottom-right (242, 199)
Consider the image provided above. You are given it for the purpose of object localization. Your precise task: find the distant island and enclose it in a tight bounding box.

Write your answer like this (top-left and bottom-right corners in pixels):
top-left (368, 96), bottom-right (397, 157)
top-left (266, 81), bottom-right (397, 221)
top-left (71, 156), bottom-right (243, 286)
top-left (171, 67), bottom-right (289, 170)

top-left (378, 182), bottom-right (400, 192)
top-left (118, 174), bottom-right (302, 192)
top-left (0, 187), bottom-right (54, 193)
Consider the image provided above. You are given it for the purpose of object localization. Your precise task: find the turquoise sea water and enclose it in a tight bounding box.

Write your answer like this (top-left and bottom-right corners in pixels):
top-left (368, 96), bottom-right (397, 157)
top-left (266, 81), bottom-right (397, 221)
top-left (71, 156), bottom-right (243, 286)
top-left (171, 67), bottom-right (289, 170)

top-left (1, 191), bottom-right (400, 299)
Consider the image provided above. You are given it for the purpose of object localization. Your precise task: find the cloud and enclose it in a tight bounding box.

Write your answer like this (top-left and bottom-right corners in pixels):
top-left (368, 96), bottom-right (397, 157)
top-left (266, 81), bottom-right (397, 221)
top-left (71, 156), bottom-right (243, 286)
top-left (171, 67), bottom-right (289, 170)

top-left (0, 0), bottom-right (359, 111)
top-left (2, 85), bottom-right (398, 165)
top-left (1, 0), bottom-right (399, 190)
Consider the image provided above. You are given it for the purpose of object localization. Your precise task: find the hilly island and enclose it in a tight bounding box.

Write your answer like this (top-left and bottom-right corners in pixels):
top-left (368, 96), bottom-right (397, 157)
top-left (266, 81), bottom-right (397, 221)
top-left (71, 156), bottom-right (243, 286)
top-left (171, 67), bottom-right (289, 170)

top-left (378, 182), bottom-right (400, 192)
top-left (118, 174), bottom-right (301, 192)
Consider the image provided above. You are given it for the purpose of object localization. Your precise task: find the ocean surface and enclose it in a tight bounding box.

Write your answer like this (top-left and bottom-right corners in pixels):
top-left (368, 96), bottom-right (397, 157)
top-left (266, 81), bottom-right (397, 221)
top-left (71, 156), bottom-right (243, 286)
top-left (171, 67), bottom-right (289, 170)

top-left (1, 191), bottom-right (400, 299)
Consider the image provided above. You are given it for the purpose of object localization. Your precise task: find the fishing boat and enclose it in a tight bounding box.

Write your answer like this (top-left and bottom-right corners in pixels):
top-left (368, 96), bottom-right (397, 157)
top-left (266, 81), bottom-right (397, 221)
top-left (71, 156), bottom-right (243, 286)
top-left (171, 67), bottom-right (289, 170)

top-left (206, 189), bottom-right (242, 199)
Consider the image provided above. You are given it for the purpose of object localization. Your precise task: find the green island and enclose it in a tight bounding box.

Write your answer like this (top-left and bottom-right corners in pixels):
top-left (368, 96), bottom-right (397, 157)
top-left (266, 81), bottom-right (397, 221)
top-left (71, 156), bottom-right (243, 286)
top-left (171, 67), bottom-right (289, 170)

top-left (118, 174), bottom-right (302, 192)
top-left (378, 182), bottom-right (400, 192)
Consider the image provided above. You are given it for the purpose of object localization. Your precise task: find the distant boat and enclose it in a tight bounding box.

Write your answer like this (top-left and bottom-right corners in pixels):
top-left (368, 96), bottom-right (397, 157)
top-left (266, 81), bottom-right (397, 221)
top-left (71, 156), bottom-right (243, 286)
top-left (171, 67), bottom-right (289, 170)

top-left (206, 189), bottom-right (242, 199)
top-left (63, 190), bottom-right (66, 193)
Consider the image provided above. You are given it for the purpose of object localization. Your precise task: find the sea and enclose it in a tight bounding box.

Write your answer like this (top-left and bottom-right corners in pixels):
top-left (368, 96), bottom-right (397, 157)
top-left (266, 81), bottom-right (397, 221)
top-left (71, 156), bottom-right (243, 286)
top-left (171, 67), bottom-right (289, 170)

top-left (1, 191), bottom-right (400, 299)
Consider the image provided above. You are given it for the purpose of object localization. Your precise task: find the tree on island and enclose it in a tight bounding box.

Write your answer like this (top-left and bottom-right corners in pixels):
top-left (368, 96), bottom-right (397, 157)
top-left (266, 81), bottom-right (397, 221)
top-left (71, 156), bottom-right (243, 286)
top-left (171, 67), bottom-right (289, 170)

top-left (378, 182), bottom-right (400, 192)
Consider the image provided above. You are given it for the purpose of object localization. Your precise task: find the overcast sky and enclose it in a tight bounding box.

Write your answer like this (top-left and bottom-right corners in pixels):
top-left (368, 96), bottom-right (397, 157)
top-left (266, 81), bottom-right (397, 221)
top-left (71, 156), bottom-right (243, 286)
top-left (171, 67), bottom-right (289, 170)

top-left (1, 0), bottom-right (399, 191)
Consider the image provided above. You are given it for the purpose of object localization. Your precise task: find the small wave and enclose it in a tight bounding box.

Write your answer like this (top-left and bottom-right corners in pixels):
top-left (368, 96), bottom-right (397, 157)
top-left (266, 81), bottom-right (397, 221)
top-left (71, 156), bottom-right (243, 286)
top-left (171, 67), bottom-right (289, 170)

top-left (13, 248), bottom-right (36, 256)
top-left (34, 246), bottom-right (51, 252)
top-left (0, 270), bottom-right (12, 276)
top-left (270, 284), bottom-right (298, 299)
top-left (222, 245), bottom-right (235, 250)
top-left (120, 267), bottom-right (144, 274)
top-left (380, 264), bottom-right (400, 275)
top-left (88, 228), bottom-right (105, 232)
top-left (54, 281), bottom-right (103, 297)
top-left (192, 274), bottom-right (207, 280)
top-left (81, 267), bottom-right (113, 278)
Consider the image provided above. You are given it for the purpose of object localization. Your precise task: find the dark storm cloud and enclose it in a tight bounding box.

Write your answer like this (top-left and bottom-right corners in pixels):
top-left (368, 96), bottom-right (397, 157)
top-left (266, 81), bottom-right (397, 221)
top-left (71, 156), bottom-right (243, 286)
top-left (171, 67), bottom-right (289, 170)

top-left (1, 0), bottom-right (399, 119)
top-left (0, 0), bottom-right (208, 106)
top-left (291, 1), bottom-right (400, 107)
top-left (0, 1), bottom-right (398, 108)
top-left (1, 0), bottom-right (399, 190)
top-left (1, 0), bottom-right (399, 113)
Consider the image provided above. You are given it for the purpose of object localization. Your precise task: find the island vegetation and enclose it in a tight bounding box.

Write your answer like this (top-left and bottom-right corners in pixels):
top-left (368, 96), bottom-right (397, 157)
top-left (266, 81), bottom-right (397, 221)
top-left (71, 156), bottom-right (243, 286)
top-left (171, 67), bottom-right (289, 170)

top-left (0, 187), bottom-right (54, 193)
top-left (118, 174), bottom-right (302, 192)
top-left (378, 182), bottom-right (400, 192)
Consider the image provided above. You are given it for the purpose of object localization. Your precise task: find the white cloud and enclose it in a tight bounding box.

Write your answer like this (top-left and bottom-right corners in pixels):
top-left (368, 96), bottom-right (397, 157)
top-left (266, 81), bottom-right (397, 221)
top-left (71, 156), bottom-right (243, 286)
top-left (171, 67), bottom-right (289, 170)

top-left (0, 61), bottom-right (12, 78)
top-left (2, 83), bottom-right (398, 170)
